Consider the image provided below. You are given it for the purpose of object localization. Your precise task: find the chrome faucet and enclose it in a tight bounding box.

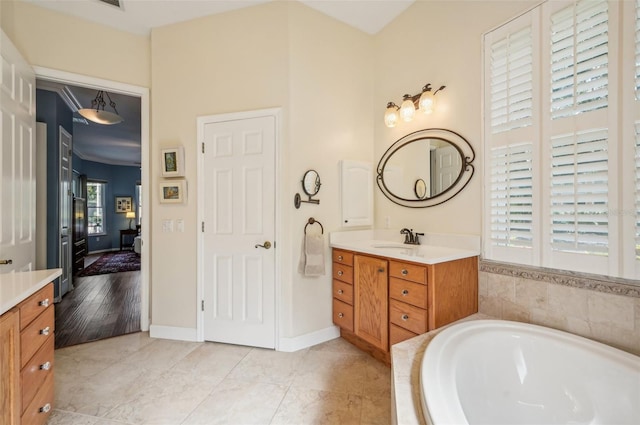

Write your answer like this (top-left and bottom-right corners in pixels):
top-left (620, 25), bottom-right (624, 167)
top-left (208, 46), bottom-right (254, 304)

top-left (400, 228), bottom-right (424, 245)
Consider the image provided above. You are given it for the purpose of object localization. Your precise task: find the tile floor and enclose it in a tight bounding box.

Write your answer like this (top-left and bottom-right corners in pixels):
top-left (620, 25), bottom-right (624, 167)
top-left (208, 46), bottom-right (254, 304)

top-left (49, 332), bottom-right (391, 425)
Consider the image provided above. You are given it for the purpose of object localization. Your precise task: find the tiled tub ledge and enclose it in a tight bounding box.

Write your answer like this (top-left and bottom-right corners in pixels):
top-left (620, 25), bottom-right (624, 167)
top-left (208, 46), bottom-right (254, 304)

top-left (390, 313), bottom-right (494, 425)
top-left (480, 260), bottom-right (640, 298)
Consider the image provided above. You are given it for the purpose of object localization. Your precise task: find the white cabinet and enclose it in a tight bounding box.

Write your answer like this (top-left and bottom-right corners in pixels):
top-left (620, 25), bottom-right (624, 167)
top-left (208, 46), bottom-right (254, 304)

top-left (340, 160), bottom-right (373, 227)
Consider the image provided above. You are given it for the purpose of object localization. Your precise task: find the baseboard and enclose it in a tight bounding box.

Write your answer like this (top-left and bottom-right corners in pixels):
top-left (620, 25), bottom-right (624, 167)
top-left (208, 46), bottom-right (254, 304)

top-left (87, 248), bottom-right (119, 255)
top-left (278, 325), bottom-right (340, 352)
top-left (149, 325), bottom-right (198, 342)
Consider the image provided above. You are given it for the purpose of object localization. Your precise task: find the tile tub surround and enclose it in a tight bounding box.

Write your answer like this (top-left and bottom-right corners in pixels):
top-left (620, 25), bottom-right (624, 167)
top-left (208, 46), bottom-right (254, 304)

top-left (50, 332), bottom-right (391, 425)
top-left (479, 261), bottom-right (640, 356)
top-left (390, 313), bottom-right (493, 425)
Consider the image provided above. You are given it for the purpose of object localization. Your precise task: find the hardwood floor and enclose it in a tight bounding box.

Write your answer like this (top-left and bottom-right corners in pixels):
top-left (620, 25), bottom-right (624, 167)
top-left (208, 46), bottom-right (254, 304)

top-left (54, 264), bottom-right (141, 349)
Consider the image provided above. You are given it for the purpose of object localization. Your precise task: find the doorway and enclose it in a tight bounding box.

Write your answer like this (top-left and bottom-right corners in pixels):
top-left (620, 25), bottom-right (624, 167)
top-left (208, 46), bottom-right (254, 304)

top-left (35, 67), bottom-right (150, 337)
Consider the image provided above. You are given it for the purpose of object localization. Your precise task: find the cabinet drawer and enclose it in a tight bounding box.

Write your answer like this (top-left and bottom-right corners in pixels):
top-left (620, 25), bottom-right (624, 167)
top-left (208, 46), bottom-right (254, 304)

top-left (332, 249), bottom-right (354, 266)
top-left (390, 323), bottom-right (418, 346)
top-left (332, 299), bottom-right (354, 332)
top-left (389, 261), bottom-right (427, 285)
top-left (389, 278), bottom-right (427, 309)
top-left (21, 370), bottom-right (53, 425)
top-left (389, 299), bottom-right (427, 335)
top-left (20, 306), bottom-right (54, 369)
top-left (332, 280), bottom-right (353, 305)
top-left (19, 285), bottom-right (53, 330)
top-left (21, 335), bottom-right (54, 413)
top-left (332, 263), bottom-right (353, 284)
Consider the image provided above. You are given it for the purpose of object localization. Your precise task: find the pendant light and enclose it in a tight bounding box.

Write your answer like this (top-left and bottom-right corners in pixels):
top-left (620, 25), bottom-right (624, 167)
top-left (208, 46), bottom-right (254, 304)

top-left (78, 90), bottom-right (124, 125)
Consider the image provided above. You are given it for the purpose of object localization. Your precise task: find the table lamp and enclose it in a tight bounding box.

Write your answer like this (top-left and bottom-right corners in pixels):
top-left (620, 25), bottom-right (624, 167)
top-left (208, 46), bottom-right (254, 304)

top-left (126, 211), bottom-right (136, 229)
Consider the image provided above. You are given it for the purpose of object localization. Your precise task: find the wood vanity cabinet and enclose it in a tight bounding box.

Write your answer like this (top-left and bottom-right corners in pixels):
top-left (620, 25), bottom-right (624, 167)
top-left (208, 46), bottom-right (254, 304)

top-left (332, 250), bottom-right (354, 332)
top-left (331, 248), bottom-right (478, 363)
top-left (0, 283), bottom-right (55, 425)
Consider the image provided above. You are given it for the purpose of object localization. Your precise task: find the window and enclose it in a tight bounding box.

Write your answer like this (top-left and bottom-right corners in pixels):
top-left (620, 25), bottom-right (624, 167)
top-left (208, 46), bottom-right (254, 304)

top-left (136, 183), bottom-right (142, 226)
top-left (87, 181), bottom-right (106, 235)
top-left (484, 0), bottom-right (638, 279)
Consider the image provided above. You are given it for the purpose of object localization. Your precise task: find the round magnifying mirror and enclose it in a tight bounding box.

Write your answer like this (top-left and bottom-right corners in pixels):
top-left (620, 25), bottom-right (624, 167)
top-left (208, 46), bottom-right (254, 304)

top-left (302, 170), bottom-right (321, 196)
top-left (414, 179), bottom-right (427, 200)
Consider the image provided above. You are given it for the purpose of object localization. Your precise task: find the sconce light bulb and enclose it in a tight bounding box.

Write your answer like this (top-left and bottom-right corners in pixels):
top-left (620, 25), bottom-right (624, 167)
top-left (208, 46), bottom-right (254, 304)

top-left (400, 96), bottom-right (415, 122)
top-left (419, 90), bottom-right (436, 114)
top-left (384, 103), bottom-right (399, 128)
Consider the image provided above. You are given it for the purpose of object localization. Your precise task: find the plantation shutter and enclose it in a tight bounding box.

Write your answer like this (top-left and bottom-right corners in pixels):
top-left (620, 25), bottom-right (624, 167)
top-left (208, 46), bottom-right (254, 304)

top-left (635, 0), bottom-right (640, 261)
top-left (636, 124), bottom-right (640, 260)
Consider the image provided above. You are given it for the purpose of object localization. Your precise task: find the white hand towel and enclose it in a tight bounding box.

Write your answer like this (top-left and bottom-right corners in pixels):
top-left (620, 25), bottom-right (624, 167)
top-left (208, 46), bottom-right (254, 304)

top-left (298, 233), bottom-right (325, 277)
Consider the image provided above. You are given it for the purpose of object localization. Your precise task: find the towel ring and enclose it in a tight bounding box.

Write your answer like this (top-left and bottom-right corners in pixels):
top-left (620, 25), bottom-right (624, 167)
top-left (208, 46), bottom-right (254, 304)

top-left (304, 217), bottom-right (324, 234)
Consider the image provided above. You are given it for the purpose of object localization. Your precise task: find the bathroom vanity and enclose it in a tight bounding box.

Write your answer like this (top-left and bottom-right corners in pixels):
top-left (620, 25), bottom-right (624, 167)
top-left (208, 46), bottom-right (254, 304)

top-left (1, 269), bottom-right (61, 425)
top-left (330, 232), bottom-right (479, 364)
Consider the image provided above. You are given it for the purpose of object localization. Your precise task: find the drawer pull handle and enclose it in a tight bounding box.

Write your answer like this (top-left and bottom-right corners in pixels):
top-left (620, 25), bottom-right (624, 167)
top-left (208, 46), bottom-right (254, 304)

top-left (401, 269), bottom-right (408, 275)
top-left (39, 403), bottom-right (51, 414)
top-left (338, 313), bottom-right (344, 318)
top-left (338, 255), bottom-right (343, 261)
top-left (401, 289), bottom-right (409, 296)
top-left (402, 314), bottom-right (409, 321)
top-left (337, 270), bottom-right (343, 276)
top-left (39, 298), bottom-right (50, 307)
top-left (40, 361), bottom-right (51, 371)
top-left (337, 289), bottom-right (343, 295)
top-left (40, 327), bottom-right (50, 336)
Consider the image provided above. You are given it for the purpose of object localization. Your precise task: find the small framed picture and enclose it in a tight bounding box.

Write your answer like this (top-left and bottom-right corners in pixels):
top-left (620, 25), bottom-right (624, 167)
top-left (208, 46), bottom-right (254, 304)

top-left (115, 196), bottom-right (133, 213)
top-left (161, 147), bottom-right (185, 177)
top-left (159, 179), bottom-right (186, 204)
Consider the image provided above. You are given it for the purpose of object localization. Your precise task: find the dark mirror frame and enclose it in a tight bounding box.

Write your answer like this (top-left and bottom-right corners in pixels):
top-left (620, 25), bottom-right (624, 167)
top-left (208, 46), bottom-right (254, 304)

top-left (376, 128), bottom-right (475, 208)
top-left (302, 169), bottom-right (321, 196)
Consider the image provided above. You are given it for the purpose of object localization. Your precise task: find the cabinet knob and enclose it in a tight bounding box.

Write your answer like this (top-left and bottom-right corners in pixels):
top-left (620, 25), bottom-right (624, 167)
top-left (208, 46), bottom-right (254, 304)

top-left (378, 268), bottom-right (385, 273)
top-left (40, 327), bottom-right (50, 336)
top-left (401, 289), bottom-right (409, 296)
top-left (337, 289), bottom-right (343, 295)
top-left (39, 403), bottom-right (51, 414)
top-left (337, 270), bottom-right (343, 276)
top-left (39, 298), bottom-right (49, 307)
top-left (337, 255), bottom-right (343, 261)
top-left (40, 361), bottom-right (51, 371)
top-left (401, 269), bottom-right (408, 275)
top-left (401, 314), bottom-right (409, 321)
top-left (338, 312), bottom-right (344, 318)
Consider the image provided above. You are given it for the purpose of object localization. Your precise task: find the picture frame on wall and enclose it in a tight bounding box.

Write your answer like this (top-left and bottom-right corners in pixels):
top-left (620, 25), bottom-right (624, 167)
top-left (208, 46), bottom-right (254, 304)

top-left (159, 179), bottom-right (186, 204)
top-left (161, 147), bottom-right (185, 177)
top-left (115, 196), bottom-right (133, 213)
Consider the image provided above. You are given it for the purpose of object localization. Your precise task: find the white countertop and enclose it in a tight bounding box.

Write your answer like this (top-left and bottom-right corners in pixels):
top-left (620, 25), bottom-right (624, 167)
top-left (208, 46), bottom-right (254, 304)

top-left (0, 269), bottom-right (62, 315)
top-left (330, 239), bottom-right (479, 265)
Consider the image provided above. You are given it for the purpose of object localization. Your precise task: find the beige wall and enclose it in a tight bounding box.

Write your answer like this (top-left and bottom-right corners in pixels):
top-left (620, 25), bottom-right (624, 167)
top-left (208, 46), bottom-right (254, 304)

top-left (373, 1), bottom-right (536, 236)
top-left (0, 1), bottom-right (150, 87)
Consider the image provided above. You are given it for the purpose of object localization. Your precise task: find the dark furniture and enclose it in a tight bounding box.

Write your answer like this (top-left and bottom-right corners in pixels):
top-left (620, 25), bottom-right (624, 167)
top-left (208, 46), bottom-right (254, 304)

top-left (72, 197), bottom-right (87, 274)
top-left (120, 229), bottom-right (138, 251)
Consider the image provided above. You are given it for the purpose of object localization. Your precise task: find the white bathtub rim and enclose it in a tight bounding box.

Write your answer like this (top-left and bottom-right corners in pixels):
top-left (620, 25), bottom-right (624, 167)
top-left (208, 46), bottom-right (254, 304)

top-left (420, 319), bottom-right (640, 425)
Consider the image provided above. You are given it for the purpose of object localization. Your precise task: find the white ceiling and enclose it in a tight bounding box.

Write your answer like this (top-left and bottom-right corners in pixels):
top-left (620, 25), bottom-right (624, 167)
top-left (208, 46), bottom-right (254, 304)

top-left (23, 0), bottom-right (415, 36)
top-left (30, 0), bottom-right (414, 166)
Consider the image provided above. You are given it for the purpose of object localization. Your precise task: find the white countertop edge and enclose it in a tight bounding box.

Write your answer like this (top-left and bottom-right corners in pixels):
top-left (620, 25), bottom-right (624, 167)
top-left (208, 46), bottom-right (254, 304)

top-left (330, 239), bottom-right (479, 265)
top-left (0, 268), bottom-right (62, 315)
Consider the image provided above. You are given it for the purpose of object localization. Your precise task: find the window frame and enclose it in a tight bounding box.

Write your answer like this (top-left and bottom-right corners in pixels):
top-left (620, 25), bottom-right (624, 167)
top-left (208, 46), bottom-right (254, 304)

top-left (86, 180), bottom-right (107, 237)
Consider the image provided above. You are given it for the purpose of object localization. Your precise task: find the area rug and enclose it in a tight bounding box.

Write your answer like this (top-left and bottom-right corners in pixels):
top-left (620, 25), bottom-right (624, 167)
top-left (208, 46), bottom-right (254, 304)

top-left (77, 251), bottom-right (140, 276)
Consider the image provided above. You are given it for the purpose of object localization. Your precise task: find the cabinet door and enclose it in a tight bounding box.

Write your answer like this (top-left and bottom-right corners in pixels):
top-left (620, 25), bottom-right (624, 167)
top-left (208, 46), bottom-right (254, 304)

top-left (340, 160), bottom-right (373, 227)
top-left (1, 308), bottom-right (21, 425)
top-left (354, 255), bottom-right (388, 351)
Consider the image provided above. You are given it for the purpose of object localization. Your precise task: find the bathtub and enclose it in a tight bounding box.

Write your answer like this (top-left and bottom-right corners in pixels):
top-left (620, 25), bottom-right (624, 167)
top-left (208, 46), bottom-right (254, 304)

top-left (420, 320), bottom-right (640, 425)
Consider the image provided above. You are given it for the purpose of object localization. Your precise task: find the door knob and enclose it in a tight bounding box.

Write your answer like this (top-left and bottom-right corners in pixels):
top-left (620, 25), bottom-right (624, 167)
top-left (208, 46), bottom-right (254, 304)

top-left (255, 241), bottom-right (272, 249)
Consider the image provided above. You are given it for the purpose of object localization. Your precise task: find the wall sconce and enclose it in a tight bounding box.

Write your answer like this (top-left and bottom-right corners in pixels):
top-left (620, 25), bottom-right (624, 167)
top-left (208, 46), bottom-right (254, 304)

top-left (384, 83), bottom-right (446, 128)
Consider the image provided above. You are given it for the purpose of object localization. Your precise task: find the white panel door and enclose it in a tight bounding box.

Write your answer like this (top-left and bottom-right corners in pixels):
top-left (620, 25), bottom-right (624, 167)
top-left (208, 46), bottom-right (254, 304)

top-left (432, 144), bottom-right (461, 196)
top-left (0, 30), bottom-right (36, 273)
top-left (202, 115), bottom-right (276, 348)
top-left (58, 126), bottom-right (72, 298)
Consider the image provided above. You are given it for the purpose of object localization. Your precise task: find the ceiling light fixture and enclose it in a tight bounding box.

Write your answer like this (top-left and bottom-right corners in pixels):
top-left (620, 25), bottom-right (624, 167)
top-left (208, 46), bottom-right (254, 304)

top-left (78, 90), bottom-right (124, 125)
top-left (384, 83), bottom-right (446, 128)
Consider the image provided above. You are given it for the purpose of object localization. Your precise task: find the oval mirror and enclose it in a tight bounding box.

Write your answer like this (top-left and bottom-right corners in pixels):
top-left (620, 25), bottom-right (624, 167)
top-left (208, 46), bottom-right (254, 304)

top-left (302, 169), bottom-right (321, 196)
top-left (377, 129), bottom-right (475, 208)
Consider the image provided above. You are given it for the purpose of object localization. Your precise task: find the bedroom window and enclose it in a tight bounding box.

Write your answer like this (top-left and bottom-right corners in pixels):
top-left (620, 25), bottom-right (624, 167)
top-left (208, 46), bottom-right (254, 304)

top-left (87, 181), bottom-right (106, 235)
top-left (483, 0), bottom-right (639, 279)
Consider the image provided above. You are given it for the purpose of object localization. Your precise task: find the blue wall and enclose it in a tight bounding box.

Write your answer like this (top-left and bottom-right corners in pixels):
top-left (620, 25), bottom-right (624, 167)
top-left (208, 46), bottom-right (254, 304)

top-left (73, 156), bottom-right (140, 252)
top-left (35, 89), bottom-right (73, 277)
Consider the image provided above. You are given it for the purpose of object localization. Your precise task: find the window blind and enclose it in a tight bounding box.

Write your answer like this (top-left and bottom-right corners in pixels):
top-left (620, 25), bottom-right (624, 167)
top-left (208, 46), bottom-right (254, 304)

top-left (490, 27), bottom-right (533, 133)
top-left (490, 143), bottom-right (534, 248)
top-left (550, 129), bottom-right (609, 254)
top-left (550, 0), bottom-right (608, 119)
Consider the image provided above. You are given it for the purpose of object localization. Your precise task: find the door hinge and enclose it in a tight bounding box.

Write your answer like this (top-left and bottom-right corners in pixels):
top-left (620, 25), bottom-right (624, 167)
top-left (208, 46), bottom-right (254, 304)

top-left (201, 222), bottom-right (205, 232)
top-left (201, 142), bottom-right (205, 154)
top-left (201, 300), bottom-right (205, 311)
